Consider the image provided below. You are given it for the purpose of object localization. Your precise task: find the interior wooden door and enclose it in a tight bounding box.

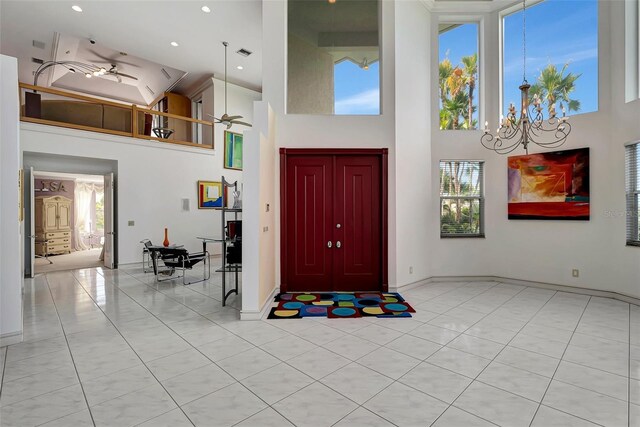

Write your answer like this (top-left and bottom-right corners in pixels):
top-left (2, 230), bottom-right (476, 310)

top-left (333, 155), bottom-right (382, 291)
top-left (284, 155), bottom-right (334, 291)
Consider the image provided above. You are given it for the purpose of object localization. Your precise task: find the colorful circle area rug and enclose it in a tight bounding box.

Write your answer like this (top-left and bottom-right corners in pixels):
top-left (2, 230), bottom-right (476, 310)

top-left (267, 292), bottom-right (415, 319)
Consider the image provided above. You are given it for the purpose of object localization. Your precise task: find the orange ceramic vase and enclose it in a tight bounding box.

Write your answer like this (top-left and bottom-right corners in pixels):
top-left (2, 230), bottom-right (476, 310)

top-left (163, 228), bottom-right (170, 247)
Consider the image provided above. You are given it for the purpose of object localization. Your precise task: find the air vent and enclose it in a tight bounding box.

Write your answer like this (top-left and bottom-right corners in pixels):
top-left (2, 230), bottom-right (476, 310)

top-left (145, 85), bottom-right (155, 96)
top-left (236, 48), bottom-right (252, 57)
top-left (161, 68), bottom-right (171, 80)
top-left (31, 57), bottom-right (44, 65)
top-left (32, 40), bottom-right (46, 49)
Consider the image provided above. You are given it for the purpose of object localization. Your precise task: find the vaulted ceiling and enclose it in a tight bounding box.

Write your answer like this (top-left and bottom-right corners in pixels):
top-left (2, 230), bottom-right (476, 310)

top-left (0, 0), bottom-right (262, 100)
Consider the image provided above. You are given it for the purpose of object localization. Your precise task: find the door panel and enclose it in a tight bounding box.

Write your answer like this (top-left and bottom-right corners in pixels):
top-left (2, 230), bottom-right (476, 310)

top-left (27, 167), bottom-right (35, 278)
top-left (45, 203), bottom-right (57, 231)
top-left (103, 173), bottom-right (115, 269)
top-left (334, 156), bottom-right (381, 291)
top-left (57, 203), bottom-right (71, 229)
top-left (285, 156), bottom-right (333, 291)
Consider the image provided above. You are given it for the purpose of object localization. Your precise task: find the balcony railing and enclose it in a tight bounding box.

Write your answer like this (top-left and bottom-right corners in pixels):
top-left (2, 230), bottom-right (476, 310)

top-left (19, 83), bottom-right (215, 149)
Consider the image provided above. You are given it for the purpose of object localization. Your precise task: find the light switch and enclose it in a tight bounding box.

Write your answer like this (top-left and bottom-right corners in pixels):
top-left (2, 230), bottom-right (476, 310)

top-left (182, 199), bottom-right (190, 211)
top-left (128, 220), bottom-right (135, 226)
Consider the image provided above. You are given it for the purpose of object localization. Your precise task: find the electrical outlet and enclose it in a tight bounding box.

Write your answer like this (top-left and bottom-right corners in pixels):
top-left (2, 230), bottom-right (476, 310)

top-left (128, 220), bottom-right (135, 226)
top-left (409, 266), bottom-right (413, 274)
top-left (265, 203), bottom-right (270, 212)
top-left (572, 269), bottom-right (579, 278)
top-left (263, 226), bottom-right (269, 232)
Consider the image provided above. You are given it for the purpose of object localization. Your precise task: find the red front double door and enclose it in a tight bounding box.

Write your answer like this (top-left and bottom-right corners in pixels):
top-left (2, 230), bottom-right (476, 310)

top-left (282, 151), bottom-right (386, 292)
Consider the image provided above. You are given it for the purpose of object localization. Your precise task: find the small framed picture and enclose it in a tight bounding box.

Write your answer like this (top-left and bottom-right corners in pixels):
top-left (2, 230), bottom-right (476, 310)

top-left (197, 181), bottom-right (226, 209)
top-left (224, 131), bottom-right (243, 170)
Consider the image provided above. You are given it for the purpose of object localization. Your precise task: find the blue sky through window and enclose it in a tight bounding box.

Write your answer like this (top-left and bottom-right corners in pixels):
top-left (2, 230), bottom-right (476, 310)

top-left (334, 60), bottom-right (380, 115)
top-left (439, 23), bottom-right (479, 127)
top-left (502, 0), bottom-right (598, 118)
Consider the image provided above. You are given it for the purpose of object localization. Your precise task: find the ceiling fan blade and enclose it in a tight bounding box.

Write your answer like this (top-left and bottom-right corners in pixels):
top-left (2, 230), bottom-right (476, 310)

top-left (110, 72), bottom-right (138, 81)
top-left (231, 121), bottom-right (252, 127)
top-left (225, 115), bottom-right (243, 121)
top-left (206, 114), bottom-right (222, 122)
top-left (87, 50), bottom-right (114, 63)
top-left (87, 50), bottom-right (141, 67)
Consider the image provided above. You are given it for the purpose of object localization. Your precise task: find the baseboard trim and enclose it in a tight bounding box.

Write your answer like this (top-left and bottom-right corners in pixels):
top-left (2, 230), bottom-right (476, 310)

top-left (0, 331), bottom-right (23, 347)
top-left (240, 286), bottom-right (279, 320)
top-left (394, 275), bottom-right (640, 306)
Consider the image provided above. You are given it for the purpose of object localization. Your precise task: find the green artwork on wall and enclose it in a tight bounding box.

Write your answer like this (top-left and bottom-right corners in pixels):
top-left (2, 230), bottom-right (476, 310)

top-left (224, 131), bottom-right (243, 170)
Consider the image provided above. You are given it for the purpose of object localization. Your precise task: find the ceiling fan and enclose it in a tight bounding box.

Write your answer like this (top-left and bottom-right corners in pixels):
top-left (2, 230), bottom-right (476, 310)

top-left (103, 64), bottom-right (138, 82)
top-left (207, 41), bottom-right (251, 129)
top-left (87, 49), bottom-right (140, 68)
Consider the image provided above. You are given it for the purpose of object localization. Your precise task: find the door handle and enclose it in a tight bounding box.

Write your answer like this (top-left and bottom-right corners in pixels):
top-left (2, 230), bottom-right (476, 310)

top-left (336, 241), bottom-right (341, 248)
top-left (327, 241), bottom-right (332, 248)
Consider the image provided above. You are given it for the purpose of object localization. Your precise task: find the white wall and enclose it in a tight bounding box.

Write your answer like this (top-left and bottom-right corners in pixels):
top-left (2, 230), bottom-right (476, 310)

top-left (261, 0), bottom-right (400, 290)
top-left (428, 2), bottom-right (640, 299)
top-left (394, 1), bottom-right (432, 287)
top-left (211, 77), bottom-right (262, 188)
top-left (21, 124), bottom-right (225, 263)
top-left (0, 55), bottom-right (23, 345)
top-left (241, 101), bottom-right (277, 318)
top-left (19, 78), bottom-right (260, 266)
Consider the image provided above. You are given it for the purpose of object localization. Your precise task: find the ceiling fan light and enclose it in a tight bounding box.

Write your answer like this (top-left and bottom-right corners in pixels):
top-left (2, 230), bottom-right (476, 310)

top-left (85, 73), bottom-right (92, 78)
top-left (99, 67), bottom-right (107, 75)
top-left (170, 41), bottom-right (179, 47)
top-left (201, 5), bottom-right (211, 13)
top-left (71, 5), bottom-right (82, 12)
top-left (92, 70), bottom-right (100, 76)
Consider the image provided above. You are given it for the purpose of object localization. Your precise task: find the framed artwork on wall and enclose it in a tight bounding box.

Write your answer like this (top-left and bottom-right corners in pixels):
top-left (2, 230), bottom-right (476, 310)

top-left (197, 181), bottom-right (225, 209)
top-left (508, 147), bottom-right (590, 220)
top-left (224, 131), bottom-right (243, 170)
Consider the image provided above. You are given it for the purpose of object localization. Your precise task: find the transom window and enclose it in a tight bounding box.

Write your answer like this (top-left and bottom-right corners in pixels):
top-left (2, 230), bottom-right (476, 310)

top-left (502, 0), bottom-right (598, 117)
top-left (438, 23), bottom-right (479, 130)
top-left (440, 161), bottom-right (485, 237)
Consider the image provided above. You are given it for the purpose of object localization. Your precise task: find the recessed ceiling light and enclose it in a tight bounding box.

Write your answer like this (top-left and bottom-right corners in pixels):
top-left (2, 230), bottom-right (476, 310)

top-left (201, 5), bottom-right (211, 13)
top-left (237, 65), bottom-right (243, 70)
top-left (72, 5), bottom-right (82, 12)
top-left (170, 41), bottom-right (179, 47)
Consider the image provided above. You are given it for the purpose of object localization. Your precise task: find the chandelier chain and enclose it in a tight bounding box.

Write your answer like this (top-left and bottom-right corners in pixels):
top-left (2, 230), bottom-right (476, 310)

top-left (522, 0), bottom-right (526, 82)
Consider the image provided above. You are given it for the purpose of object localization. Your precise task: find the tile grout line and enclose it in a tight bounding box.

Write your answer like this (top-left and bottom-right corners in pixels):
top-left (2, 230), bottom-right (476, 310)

top-left (42, 274), bottom-right (98, 427)
top-left (0, 347), bottom-right (7, 398)
top-left (66, 270), bottom-right (198, 427)
top-left (429, 286), bottom-right (563, 426)
top-left (527, 295), bottom-right (593, 427)
top-left (322, 282), bottom-right (534, 427)
top-left (629, 303), bottom-right (632, 427)
top-left (86, 269), bottom-right (294, 424)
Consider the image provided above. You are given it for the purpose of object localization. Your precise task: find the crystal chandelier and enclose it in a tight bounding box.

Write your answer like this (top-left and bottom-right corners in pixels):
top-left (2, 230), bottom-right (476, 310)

top-left (481, 0), bottom-right (571, 155)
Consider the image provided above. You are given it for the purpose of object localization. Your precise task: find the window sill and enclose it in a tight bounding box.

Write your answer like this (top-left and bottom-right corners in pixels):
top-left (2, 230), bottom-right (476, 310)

top-left (626, 241), bottom-right (640, 247)
top-left (441, 234), bottom-right (485, 239)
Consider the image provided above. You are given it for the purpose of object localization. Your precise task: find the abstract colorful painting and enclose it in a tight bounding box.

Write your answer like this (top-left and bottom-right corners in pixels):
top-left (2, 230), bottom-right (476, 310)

top-left (197, 181), bottom-right (225, 209)
top-left (508, 148), bottom-right (589, 220)
top-left (224, 131), bottom-right (243, 170)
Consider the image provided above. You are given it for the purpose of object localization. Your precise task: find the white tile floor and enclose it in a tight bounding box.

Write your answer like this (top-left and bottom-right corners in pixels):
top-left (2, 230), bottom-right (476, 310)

top-left (0, 264), bottom-right (638, 427)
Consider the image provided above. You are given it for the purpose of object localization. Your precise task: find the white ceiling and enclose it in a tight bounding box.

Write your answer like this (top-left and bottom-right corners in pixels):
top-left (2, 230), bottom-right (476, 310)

top-left (0, 0), bottom-right (263, 97)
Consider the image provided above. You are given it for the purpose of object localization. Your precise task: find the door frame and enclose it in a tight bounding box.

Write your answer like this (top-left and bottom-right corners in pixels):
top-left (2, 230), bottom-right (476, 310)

top-left (279, 148), bottom-right (388, 292)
